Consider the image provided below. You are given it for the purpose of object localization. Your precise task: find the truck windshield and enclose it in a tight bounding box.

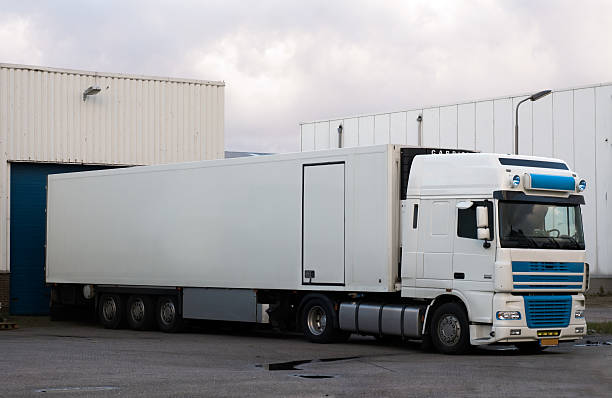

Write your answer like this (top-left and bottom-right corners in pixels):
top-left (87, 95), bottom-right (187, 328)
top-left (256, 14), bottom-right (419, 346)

top-left (499, 201), bottom-right (585, 249)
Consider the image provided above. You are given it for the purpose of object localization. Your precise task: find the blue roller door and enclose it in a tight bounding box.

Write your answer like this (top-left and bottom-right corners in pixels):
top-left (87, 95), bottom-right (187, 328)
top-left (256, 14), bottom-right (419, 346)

top-left (10, 163), bottom-right (115, 315)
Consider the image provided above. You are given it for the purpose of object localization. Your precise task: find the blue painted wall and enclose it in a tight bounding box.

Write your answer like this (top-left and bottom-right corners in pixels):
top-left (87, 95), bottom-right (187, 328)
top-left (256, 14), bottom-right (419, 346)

top-left (10, 163), bottom-right (115, 315)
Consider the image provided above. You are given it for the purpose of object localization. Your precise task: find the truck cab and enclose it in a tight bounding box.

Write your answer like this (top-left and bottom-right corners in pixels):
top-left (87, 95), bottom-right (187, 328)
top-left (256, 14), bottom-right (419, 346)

top-left (401, 153), bottom-right (587, 353)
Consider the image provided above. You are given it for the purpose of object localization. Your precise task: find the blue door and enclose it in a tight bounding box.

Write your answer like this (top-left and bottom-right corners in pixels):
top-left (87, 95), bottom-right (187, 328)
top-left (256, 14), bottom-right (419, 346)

top-left (10, 163), bottom-right (115, 315)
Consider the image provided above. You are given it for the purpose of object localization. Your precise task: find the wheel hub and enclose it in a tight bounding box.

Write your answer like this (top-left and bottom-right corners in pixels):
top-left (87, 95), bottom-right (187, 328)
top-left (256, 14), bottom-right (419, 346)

top-left (102, 298), bottom-right (117, 322)
top-left (438, 314), bottom-right (461, 346)
top-left (306, 306), bottom-right (327, 336)
top-left (130, 299), bottom-right (145, 322)
top-left (160, 301), bottom-right (176, 325)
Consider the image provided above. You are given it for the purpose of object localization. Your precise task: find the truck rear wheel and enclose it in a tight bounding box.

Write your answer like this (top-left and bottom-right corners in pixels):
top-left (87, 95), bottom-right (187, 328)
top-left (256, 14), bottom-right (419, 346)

top-left (300, 296), bottom-right (349, 343)
top-left (99, 294), bottom-right (124, 329)
top-left (156, 296), bottom-right (183, 333)
top-left (127, 295), bottom-right (155, 331)
top-left (430, 302), bottom-right (470, 354)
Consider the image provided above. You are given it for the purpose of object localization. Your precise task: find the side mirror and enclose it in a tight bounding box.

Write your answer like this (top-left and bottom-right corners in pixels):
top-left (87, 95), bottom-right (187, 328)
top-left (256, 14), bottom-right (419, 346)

top-left (477, 228), bottom-right (491, 240)
top-left (476, 206), bottom-right (488, 228)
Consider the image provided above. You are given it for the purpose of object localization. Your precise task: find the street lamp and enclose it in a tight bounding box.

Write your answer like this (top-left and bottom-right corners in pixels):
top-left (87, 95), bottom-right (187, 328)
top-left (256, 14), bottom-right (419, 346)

top-left (514, 90), bottom-right (552, 154)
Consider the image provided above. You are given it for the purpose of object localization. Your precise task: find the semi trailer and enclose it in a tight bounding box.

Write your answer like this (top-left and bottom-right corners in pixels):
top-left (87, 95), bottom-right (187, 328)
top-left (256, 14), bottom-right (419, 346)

top-left (46, 144), bottom-right (588, 354)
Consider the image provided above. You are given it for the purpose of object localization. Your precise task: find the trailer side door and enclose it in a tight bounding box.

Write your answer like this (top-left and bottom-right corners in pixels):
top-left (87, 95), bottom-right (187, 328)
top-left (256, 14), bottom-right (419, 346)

top-left (302, 162), bottom-right (345, 285)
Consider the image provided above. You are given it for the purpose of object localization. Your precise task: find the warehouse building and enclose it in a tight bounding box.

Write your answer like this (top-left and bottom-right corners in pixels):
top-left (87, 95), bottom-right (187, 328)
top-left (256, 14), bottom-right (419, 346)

top-left (0, 63), bottom-right (225, 314)
top-left (300, 82), bottom-right (612, 291)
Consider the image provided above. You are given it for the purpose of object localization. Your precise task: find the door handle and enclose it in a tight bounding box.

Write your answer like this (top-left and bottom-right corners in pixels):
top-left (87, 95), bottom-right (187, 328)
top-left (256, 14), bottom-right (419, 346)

top-left (454, 272), bottom-right (465, 279)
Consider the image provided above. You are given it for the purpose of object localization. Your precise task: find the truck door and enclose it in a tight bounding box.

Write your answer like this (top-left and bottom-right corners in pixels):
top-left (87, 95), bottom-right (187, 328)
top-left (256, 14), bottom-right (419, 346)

top-left (453, 201), bottom-right (495, 291)
top-left (302, 162), bottom-right (345, 285)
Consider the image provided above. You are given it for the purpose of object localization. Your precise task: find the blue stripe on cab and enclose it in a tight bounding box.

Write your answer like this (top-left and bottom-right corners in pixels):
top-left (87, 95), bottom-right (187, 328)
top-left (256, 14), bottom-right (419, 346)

top-left (514, 285), bottom-right (582, 289)
top-left (513, 275), bottom-right (583, 282)
top-left (529, 174), bottom-right (575, 191)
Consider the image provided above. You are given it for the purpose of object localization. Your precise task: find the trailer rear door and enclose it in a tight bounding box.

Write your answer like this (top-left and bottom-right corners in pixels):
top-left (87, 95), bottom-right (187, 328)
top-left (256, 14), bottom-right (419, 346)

top-left (302, 162), bottom-right (345, 285)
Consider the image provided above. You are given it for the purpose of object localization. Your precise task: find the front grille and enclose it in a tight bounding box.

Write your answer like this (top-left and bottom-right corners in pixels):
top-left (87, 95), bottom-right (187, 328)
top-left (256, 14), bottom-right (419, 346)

top-left (512, 262), bottom-right (583, 273)
top-left (523, 296), bottom-right (571, 328)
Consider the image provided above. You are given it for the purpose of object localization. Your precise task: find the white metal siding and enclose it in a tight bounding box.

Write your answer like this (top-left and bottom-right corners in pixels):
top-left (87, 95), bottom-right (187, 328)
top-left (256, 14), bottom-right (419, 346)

top-left (0, 64), bottom-right (225, 272)
top-left (300, 82), bottom-right (612, 277)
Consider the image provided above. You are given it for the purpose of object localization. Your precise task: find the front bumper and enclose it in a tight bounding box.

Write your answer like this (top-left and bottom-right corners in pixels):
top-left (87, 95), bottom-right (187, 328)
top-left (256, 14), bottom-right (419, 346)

top-left (469, 293), bottom-right (587, 345)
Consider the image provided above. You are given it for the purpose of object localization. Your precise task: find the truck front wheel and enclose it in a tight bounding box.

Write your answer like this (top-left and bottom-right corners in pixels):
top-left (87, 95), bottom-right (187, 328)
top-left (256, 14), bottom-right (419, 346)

top-left (430, 302), bottom-right (470, 354)
top-left (156, 296), bottom-right (183, 333)
top-left (99, 294), bottom-right (124, 329)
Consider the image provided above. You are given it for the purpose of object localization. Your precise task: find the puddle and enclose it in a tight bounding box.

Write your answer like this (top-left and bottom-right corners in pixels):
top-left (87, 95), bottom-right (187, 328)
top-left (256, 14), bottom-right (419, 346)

top-left (35, 386), bottom-right (118, 393)
top-left (259, 356), bottom-right (360, 371)
top-left (293, 374), bottom-right (336, 379)
top-left (574, 340), bottom-right (612, 347)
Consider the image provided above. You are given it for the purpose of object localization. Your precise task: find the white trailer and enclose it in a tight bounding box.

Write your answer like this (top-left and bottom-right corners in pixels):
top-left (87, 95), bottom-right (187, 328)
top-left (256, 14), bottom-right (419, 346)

top-left (47, 145), bottom-right (588, 353)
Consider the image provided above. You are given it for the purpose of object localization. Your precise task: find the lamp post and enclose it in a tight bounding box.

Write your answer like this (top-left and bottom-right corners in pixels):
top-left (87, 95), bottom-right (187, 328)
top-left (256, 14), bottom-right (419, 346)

top-left (514, 90), bottom-right (552, 154)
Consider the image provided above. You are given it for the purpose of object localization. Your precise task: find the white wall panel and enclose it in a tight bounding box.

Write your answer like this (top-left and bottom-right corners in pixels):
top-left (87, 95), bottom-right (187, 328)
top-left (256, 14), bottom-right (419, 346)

top-left (439, 105), bottom-right (458, 148)
top-left (595, 85), bottom-right (612, 276)
top-left (532, 95), bottom-right (553, 157)
top-left (475, 101), bottom-right (494, 152)
top-left (358, 116), bottom-right (375, 146)
top-left (390, 112), bottom-right (407, 145)
top-left (573, 88), bottom-right (597, 272)
top-left (314, 121), bottom-right (330, 150)
top-left (301, 123), bottom-right (315, 151)
top-left (457, 103), bottom-right (476, 150)
top-left (374, 114), bottom-right (390, 145)
top-left (552, 91), bottom-right (574, 168)
top-left (343, 118), bottom-right (359, 148)
top-left (493, 99), bottom-right (513, 154)
top-left (422, 108), bottom-right (440, 147)
top-left (0, 63), bottom-right (225, 273)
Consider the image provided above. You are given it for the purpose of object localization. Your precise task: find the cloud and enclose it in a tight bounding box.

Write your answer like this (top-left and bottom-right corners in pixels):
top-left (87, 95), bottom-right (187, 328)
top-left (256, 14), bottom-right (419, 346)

top-left (1, 0), bottom-right (611, 152)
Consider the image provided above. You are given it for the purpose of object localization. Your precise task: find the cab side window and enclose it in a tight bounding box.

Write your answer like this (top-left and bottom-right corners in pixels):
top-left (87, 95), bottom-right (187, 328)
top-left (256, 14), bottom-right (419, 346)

top-left (457, 206), bottom-right (477, 239)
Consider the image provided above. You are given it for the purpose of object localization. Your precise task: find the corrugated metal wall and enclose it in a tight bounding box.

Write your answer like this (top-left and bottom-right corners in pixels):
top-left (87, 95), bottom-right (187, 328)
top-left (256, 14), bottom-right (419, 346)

top-left (0, 64), bottom-right (225, 273)
top-left (300, 83), bottom-right (612, 278)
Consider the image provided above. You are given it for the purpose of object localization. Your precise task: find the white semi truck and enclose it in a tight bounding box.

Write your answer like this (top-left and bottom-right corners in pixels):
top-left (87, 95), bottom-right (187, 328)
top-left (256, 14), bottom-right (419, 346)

top-left (46, 145), bottom-right (588, 354)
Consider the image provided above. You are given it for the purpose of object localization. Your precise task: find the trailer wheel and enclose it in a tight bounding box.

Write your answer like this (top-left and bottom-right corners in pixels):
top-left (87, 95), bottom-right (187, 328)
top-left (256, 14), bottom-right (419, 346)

top-left (156, 296), bottom-right (183, 333)
top-left (99, 294), bottom-right (124, 329)
top-left (300, 296), bottom-right (348, 343)
top-left (126, 295), bottom-right (155, 331)
top-left (430, 302), bottom-right (470, 354)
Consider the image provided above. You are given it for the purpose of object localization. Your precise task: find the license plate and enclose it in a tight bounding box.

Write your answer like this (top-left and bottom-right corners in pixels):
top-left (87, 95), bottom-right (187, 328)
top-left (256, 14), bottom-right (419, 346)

top-left (540, 338), bottom-right (559, 347)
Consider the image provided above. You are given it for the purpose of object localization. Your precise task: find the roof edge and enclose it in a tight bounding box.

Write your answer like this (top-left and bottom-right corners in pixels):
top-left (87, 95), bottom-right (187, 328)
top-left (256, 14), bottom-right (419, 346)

top-left (0, 62), bottom-right (225, 86)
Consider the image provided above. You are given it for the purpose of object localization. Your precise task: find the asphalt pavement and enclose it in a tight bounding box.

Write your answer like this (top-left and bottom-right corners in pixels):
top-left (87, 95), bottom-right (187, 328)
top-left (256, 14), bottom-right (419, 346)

top-left (1, 316), bottom-right (611, 398)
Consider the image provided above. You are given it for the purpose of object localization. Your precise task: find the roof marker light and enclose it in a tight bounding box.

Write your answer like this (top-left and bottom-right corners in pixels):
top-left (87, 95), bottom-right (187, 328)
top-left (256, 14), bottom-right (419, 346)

top-left (512, 175), bottom-right (521, 188)
top-left (578, 179), bottom-right (586, 192)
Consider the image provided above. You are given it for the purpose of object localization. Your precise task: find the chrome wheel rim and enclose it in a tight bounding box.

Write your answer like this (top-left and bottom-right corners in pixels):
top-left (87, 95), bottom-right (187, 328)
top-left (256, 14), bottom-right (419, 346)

top-left (438, 314), bottom-right (461, 346)
top-left (130, 298), bottom-right (145, 322)
top-left (160, 300), bottom-right (176, 326)
top-left (307, 306), bottom-right (327, 336)
top-left (102, 297), bottom-right (117, 322)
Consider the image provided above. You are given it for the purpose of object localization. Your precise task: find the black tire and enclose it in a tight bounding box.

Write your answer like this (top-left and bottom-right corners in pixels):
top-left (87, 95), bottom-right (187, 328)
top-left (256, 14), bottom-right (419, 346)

top-left (98, 294), bottom-right (124, 329)
top-left (156, 296), bottom-right (183, 333)
top-left (430, 302), bottom-right (471, 354)
top-left (515, 342), bottom-right (547, 354)
top-left (300, 296), bottom-right (348, 343)
top-left (126, 295), bottom-right (155, 331)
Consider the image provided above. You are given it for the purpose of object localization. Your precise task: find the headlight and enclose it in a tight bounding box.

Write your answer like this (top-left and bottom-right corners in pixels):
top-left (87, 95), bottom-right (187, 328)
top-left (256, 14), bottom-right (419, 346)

top-left (496, 311), bottom-right (521, 320)
top-left (575, 309), bottom-right (585, 319)
top-left (511, 175), bottom-right (521, 187)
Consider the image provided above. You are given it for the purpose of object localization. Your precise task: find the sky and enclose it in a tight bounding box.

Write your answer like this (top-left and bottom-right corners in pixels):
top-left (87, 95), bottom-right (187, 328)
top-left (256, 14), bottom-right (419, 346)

top-left (1, 0), bottom-right (611, 153)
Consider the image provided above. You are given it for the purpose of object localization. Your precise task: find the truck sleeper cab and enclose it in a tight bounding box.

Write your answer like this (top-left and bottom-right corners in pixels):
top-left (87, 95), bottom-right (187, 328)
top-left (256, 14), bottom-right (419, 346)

top-left (46, 145), bottom-right (587, 354)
